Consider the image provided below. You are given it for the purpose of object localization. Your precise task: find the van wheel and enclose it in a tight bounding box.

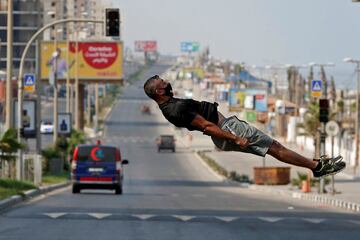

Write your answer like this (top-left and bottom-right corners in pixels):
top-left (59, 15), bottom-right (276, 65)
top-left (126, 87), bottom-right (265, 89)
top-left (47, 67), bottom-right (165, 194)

top-left (72, 185), bottom-right (80, 194)
top-left (115, 185), bottom-right (123, 195)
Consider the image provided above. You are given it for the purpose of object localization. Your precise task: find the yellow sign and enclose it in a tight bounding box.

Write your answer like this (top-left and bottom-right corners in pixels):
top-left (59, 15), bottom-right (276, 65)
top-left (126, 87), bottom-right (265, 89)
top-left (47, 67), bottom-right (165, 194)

top-left (311, 91), bottom-right (322, 98)
top-left (40, 41), bottom-right (123, 81)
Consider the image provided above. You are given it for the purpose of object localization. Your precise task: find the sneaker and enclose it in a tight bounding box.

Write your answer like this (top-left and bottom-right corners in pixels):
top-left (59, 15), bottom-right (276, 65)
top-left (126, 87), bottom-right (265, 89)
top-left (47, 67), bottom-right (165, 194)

top-left (312, 155), bottom-right (346, 178)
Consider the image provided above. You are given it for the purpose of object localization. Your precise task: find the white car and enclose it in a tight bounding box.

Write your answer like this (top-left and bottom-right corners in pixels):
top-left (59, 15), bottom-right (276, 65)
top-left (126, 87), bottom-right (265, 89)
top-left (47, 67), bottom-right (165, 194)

top-left (40, 120), bottom-right (54, 134)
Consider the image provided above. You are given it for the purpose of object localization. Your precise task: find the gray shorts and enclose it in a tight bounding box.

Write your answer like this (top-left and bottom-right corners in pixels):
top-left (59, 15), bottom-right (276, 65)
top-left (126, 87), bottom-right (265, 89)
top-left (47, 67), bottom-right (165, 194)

top-left (211, 116), bottom-right (273, 157)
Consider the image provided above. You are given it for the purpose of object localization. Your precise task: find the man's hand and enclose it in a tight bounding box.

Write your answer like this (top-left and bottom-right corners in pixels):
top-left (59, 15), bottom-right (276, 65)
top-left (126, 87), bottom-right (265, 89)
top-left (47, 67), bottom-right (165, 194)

top-left (234, 137), bottom-right (249, 149)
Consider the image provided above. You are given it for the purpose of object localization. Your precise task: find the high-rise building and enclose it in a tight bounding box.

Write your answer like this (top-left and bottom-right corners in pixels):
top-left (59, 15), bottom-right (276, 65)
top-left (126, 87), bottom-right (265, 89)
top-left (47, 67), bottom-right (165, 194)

top-left (0, 0), bottom-right (43, 73)
top-left (42, 0), bottom-right (113, 41)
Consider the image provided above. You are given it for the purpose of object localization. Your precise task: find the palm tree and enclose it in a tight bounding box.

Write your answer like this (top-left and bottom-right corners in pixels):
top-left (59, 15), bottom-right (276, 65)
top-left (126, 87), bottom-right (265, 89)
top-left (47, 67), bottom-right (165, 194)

top-left (297, 101), bottom-right (321, 157)
top-left (0, 128), bottom-right (24, 178)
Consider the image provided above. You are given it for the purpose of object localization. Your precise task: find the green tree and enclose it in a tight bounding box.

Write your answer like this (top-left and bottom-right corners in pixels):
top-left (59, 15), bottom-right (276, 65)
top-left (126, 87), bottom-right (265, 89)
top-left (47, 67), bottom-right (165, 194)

top-left (0, 129), bottom-right (24, 178)
top-left (297, 101), bottom-right (321, 155)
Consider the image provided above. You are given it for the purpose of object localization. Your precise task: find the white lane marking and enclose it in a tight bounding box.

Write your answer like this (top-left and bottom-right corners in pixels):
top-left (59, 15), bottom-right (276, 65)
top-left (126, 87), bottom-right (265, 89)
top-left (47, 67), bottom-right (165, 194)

top-left (133, 214), bottom-right (155, 220)
top-left (43, 213), bottom-right (67, 219)
top-left (88, 213), bottom-right (112, 219)
top-left (216, 217), bottom-right (238, 222)
top-left (258, 217), bottom-right (283, 223)
top-left (192, 194), bottom-right (206, 198)
top-left (303, 218), bottom-right (325, 224)
top-left (171, 193), bottom-right (179, 197)
top-left (173, 215), bottom-right (195, 221)
top-left (348, 220), bottom-right (360, 225)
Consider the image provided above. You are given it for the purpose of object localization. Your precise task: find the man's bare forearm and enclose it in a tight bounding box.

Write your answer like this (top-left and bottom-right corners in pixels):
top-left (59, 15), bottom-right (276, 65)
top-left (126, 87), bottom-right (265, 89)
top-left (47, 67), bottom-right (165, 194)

top-left (202, 123), bottom-right (237, 141)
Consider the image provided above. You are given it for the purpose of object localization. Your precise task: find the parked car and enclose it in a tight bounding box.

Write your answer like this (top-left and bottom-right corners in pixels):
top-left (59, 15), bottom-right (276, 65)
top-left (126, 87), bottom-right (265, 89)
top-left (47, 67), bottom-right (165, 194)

top-left (40, 120), bottom-right (54, 134)
top-left (71, 141), bottom-right (129, 194)
top-left (156, 135), bottom-right (176, 152)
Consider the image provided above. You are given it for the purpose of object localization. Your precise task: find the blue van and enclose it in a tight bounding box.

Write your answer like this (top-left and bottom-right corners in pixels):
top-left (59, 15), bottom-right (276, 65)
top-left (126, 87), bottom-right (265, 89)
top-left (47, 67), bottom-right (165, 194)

top-left (71, 141), bottom-right (129, 194)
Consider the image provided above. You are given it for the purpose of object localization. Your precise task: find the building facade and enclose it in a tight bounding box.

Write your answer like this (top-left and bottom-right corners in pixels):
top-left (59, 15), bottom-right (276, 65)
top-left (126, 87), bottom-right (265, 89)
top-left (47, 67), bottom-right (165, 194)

top-left (42, 0), bottom-right (113, 41)
top-left (0, 0), bottom-right (43, 73)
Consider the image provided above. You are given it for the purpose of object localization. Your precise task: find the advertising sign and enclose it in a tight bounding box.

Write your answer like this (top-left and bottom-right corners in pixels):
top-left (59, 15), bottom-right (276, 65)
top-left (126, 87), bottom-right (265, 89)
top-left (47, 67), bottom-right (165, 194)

top-left (41, 41), bottom-right (123, 81)
top-left (229, 89), bottom-right (268, 112)
top-left (246, 111), bottom-right (257, 122)
top-left (58, 113), bottom-right (72, 137)
top-left (134, 41), bottom-right (157, 52)
top-left (13, 99), bottom-right (37, 138)
top-left (180, 42), bottom-right (200, 52)
top-left (24, 74), bottom-right (35, 92)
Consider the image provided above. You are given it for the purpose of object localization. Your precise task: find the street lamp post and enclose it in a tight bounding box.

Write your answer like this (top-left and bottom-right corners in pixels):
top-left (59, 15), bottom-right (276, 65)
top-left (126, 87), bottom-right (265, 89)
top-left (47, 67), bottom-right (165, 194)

top-left (344, 58), bottom-right (360, 174)
top-left (17, 18), bottom-right (104, 181)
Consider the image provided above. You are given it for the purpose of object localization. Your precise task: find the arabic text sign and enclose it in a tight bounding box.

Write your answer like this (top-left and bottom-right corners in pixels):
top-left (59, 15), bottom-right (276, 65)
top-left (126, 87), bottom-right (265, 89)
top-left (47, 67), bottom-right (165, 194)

top-left (41, 41), bottom-right (123, 80)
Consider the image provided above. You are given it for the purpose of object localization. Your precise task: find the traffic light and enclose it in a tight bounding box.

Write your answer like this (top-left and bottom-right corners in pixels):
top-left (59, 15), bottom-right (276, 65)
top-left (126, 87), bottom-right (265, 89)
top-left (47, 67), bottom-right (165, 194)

top-left (319, 99), bottom-right (329, 123)
top-left (105, 8), bottom-right (120, 37)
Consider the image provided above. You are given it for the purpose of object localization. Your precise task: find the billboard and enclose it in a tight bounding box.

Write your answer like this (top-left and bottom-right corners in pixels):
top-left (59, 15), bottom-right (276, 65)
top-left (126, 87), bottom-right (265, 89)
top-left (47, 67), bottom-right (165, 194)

top-left (13, 99), bottom-right (37, 138)
top-left (229, 89), bottom-right (268, 112)
top-left (40, 41), bottom-right (123, 81)
top-left (181, 42), bottom-right (200, 52)
top-left (134, 41), bottom-right (157, 52)
top-left (58, 113), bottom-right (72, 137)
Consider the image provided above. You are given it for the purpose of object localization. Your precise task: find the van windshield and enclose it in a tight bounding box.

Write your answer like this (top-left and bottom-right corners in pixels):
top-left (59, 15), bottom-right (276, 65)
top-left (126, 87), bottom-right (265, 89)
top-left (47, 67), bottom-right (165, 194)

top-left (77, 146), bottom-right (117, 162)
top-left (161, 136), bottom-right (174, 143)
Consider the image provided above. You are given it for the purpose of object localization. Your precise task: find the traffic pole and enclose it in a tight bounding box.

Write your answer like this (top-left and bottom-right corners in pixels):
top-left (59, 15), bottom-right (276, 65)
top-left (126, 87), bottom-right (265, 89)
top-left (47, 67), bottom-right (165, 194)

top-left (5, 0), bottom-right (13, 131)
top-left (53, 29), bottom-right (58, 145)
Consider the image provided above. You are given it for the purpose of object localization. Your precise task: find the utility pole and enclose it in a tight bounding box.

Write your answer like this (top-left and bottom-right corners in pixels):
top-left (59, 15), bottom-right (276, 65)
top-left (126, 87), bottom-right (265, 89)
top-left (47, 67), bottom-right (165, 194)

top-left (35, 40), bottom-right (41, 153)
top-left (74, 24), bottom-right (79, 129)
top-left (5, 0), bottom-right (13, 131)
top-left (344, 58), bottom-right (360, 174)
top-left (86, 85), bottom-right (91, 125)
top-left (53, 28), bottom-right (59, 145)
top-left (66, 22), bottom-right (71, 113)
top-left (95, 82), bottom-right (99, 133)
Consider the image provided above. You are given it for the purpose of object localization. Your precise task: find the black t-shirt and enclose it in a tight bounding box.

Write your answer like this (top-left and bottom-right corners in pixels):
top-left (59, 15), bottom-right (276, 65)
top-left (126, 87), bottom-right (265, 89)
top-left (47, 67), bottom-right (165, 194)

top-left (159, 98), bottom-right (219, 131)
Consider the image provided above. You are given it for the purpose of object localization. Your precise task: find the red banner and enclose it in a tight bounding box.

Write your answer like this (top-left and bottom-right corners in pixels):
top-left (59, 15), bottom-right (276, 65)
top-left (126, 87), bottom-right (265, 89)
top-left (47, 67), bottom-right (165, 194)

top-left (134, 41), bottom-right (157, 52)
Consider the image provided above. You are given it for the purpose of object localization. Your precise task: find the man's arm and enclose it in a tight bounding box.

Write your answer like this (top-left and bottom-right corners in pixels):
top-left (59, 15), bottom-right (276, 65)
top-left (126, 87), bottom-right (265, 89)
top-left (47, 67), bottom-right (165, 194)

top-left (190, 114), bottom-right (249, 148)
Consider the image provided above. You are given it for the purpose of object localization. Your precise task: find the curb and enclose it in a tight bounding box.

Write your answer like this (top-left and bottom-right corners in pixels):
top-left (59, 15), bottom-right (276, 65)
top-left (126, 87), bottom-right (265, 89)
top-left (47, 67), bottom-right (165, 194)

top-left (0, 181), bottom-right (70, 213)
top-left (196, 151), bottom-right (360, 213)
top-left (249, 184), bottom-right (360, 213)
top-left (194, 151), bottom-right (227, 181)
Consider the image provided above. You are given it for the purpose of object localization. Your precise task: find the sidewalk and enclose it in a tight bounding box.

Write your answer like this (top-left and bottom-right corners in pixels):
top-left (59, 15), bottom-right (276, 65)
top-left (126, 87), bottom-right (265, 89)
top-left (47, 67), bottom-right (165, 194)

top-left (174, 80), bottom-right (360, 213)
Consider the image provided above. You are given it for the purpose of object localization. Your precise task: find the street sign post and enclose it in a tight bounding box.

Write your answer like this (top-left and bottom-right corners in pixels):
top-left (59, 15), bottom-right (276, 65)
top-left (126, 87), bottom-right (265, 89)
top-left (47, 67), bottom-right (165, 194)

top-left (326, 120), bottom-right (340, 137)
top-left (24, 74), bottom-right (35, 93)
top-left (326, 120), bottom-right (340, 195)
top-left (311, 79), bottom-right (322, 98)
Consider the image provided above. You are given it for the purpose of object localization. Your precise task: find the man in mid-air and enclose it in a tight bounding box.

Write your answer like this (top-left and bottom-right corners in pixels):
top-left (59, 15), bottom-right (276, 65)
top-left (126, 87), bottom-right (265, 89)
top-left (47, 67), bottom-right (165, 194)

top-left (143, 75), bottom-right (345, 178)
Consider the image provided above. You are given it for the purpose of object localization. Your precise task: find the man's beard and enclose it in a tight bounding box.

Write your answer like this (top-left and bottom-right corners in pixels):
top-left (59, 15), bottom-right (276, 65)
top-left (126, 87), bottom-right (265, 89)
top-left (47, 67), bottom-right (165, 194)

top-left (164, 83), bottom-right (173, 97)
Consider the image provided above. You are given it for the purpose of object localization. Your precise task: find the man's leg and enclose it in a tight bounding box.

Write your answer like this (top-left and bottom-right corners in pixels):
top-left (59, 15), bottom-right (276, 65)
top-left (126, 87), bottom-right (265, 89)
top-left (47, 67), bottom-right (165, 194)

top-left (266, 140), bottom-right (317, 170)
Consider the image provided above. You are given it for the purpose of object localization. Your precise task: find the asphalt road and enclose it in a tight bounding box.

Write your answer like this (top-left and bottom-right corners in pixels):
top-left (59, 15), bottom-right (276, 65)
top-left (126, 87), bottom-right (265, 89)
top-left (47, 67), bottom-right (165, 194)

top-left (1, 64), bottom-right (360, 240)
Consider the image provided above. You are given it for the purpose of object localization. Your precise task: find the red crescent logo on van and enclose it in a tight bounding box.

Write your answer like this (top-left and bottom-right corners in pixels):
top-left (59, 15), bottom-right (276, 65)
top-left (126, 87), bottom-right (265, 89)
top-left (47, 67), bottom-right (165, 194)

top-left (91, 147), bottom-right (101, 161)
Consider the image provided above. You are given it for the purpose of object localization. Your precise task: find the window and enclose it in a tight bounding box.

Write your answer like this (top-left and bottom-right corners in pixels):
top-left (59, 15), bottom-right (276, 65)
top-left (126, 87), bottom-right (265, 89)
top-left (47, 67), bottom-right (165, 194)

top-left (51, 2), bottom-right (56, 7)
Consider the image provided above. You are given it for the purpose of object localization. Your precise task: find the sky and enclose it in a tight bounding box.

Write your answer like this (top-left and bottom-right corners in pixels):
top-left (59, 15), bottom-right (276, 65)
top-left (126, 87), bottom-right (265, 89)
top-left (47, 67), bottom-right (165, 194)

top-left (113, 0), bottom-right (360, 88)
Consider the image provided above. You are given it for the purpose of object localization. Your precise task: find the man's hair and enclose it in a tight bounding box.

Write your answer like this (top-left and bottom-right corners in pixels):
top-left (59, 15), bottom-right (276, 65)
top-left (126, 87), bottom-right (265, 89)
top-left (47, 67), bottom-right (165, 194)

top-left (143, 75), bottom-right (159, 99)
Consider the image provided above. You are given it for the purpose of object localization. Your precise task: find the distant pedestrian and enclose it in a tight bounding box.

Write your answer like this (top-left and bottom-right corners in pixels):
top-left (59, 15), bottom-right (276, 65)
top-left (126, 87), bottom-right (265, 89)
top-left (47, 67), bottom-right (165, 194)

top-left (143, 75), bottom-right (345, 178)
